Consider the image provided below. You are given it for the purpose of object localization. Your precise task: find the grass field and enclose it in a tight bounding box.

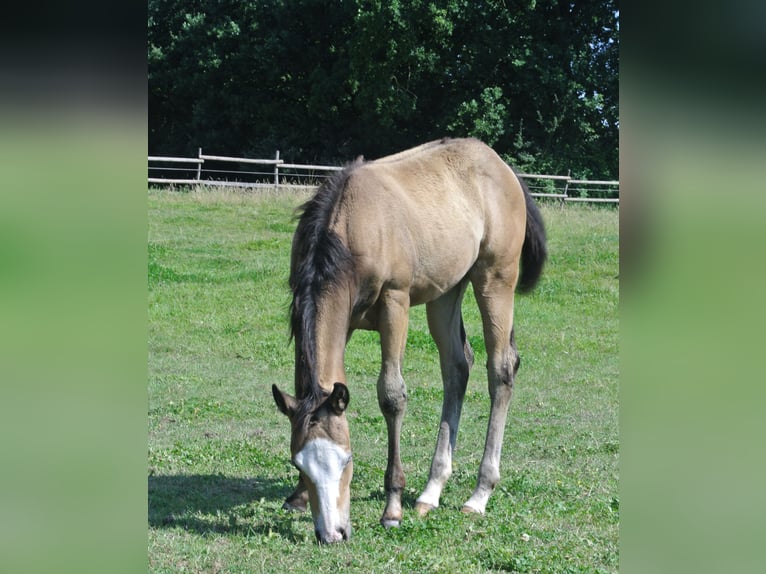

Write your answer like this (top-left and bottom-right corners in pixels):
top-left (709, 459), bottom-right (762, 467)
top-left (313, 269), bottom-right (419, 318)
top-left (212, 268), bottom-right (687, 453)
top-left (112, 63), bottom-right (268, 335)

top-left (148, 187), bottom-right (618, 573)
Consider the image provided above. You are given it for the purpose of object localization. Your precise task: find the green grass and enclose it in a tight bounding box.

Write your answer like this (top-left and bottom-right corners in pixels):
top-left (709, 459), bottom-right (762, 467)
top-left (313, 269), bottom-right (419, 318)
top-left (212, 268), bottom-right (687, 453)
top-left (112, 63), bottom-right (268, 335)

top-left (148, 188), bottom-right (618, 573)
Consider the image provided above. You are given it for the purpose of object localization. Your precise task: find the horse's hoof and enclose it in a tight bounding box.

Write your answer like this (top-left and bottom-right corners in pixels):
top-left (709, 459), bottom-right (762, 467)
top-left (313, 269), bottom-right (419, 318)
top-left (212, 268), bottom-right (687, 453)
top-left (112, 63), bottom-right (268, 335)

top-left (380, 518), bottom-right (401, 529)
top-left (460, 504), bottom-right (483, 515)
top-left (414, 501), bottom-right (436, 517)
top-left (282, 500), bottom-right (307, 513)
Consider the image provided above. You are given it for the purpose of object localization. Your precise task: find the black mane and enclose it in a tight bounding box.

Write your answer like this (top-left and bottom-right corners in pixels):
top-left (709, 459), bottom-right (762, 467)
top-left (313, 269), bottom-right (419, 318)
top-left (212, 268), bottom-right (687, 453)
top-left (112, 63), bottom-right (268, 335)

top-left (288, 159), bottom-right (362, 424)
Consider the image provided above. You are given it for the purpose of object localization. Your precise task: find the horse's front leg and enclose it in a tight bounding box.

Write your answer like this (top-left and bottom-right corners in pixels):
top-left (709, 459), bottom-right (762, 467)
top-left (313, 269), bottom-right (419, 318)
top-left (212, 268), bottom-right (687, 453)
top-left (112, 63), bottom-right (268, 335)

top-left (282, 472), bottom-right (308, 512)
top-left (376, 290), bottom-right (410, 528)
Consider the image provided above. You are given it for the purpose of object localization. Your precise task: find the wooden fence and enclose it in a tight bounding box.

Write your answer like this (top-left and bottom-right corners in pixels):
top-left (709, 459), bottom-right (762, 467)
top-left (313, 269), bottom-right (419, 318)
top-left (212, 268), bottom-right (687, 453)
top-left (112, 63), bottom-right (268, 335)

top-left (148, 149), bottom-right (619, 203)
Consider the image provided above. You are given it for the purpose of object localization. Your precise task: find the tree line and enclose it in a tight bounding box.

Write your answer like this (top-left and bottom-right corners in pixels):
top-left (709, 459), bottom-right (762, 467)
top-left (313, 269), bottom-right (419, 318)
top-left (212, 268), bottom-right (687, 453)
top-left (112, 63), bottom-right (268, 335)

top-left (149, 0), bottom-right (618, 179)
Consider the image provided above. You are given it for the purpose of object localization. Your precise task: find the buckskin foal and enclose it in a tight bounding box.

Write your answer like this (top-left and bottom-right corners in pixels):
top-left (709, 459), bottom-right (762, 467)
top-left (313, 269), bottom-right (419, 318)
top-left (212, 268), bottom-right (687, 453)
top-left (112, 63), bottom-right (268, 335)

top-left (272, 137), bottom-right (546, 543)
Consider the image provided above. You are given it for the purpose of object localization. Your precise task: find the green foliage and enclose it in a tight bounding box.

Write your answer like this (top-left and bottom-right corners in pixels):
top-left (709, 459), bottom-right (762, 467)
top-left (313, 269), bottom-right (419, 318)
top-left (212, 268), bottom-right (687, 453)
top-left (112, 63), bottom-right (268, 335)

top-left (448, 86), bottom-right (507, 146)
top-left (148, 188), bottom-right (618, 572)
top-left (149, 0), bottom-right (619, 178)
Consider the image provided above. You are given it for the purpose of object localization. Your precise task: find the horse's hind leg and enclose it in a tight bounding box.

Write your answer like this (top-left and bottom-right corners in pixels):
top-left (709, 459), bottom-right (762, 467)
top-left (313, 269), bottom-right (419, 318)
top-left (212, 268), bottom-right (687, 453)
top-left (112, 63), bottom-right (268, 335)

top-left (376, 289), bottom-right (411, 528)
top-left (415, 282), bottom-right (472, 516)
top-left (464, 273), bottom-right (519, 514)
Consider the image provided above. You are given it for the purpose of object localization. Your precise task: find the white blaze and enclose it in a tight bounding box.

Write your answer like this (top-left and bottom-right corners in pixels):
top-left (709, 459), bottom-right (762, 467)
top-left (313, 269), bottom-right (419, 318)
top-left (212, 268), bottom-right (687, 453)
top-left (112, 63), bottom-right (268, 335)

top-left (293, 438), bottom-right (351, 536)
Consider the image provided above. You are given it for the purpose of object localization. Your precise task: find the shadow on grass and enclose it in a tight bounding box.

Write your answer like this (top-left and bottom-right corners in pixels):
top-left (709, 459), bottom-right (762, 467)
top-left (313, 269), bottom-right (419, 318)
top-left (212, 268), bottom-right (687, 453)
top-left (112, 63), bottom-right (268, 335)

top-left (148, 474), bottom-right (309, 541)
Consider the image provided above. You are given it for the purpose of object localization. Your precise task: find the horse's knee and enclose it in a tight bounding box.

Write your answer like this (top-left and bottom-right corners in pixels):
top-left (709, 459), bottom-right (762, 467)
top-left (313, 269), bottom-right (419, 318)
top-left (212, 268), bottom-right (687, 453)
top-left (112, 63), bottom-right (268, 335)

top-left (377, 375), bottom-right (407, 417)
top-left (491, 358), bottom-right (515, 384)
top-left (487, 352), bottom-right (517, 392)
top-left (378, 391), bottom-right (406, 417)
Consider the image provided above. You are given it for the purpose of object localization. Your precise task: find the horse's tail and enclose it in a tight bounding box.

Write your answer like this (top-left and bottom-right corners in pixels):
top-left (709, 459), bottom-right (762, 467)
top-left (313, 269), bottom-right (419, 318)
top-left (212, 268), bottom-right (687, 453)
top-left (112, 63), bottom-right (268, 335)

top-left (516, 175), bottom-right (547, 293)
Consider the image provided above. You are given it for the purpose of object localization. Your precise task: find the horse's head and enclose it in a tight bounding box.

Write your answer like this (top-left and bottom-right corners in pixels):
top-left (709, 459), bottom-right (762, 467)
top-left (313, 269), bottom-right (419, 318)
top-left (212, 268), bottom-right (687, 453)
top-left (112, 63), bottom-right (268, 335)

top-left (272, 382), bottom-right (353, 543)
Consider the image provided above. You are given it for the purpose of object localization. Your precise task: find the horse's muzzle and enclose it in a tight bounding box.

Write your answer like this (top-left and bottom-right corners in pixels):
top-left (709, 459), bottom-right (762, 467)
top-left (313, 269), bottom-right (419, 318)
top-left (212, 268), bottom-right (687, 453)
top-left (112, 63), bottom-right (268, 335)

top-left (315, 526), bottom-right (349, 544)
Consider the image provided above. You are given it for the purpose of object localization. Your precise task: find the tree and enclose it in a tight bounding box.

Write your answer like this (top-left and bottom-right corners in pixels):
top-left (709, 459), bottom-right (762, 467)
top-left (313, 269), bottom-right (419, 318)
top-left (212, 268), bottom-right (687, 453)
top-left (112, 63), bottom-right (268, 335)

top-left (149, 0), bottom-right (619, 178)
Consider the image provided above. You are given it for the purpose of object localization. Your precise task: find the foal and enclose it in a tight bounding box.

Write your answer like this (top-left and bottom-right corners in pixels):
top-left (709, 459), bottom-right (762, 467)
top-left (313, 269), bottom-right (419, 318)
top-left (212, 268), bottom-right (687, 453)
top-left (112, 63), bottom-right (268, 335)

top-left (272, 138), bottom-right (546, 543)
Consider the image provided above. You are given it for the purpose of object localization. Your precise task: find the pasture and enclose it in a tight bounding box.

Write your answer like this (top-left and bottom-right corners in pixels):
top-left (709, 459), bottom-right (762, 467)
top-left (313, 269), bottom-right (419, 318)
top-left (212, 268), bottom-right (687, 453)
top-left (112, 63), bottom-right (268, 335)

top-left (148, 187), bottom-right (618, 573)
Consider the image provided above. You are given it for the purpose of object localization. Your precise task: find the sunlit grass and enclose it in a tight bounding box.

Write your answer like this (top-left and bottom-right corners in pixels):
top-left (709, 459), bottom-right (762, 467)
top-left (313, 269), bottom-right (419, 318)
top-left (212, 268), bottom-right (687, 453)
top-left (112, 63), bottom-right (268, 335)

top-left (148, 188), bottom-right (618, 573)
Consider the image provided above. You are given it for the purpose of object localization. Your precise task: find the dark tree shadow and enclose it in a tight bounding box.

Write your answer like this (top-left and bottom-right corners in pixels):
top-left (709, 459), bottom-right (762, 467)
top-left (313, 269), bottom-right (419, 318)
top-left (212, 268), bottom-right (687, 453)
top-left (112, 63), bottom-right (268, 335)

top-left (148, 474), bottom-right (309, 542)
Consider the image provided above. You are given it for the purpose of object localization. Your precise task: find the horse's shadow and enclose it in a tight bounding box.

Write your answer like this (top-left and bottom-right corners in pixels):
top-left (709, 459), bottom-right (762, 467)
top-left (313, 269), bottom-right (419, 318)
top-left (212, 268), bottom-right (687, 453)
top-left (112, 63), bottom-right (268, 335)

top-left (148, 474), bottom-right (308, 541)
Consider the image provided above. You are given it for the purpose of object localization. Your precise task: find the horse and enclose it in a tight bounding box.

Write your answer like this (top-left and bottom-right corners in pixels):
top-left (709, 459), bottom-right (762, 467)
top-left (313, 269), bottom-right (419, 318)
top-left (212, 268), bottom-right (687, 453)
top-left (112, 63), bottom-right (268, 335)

top-left (272, 137), bottom-right (547, 543)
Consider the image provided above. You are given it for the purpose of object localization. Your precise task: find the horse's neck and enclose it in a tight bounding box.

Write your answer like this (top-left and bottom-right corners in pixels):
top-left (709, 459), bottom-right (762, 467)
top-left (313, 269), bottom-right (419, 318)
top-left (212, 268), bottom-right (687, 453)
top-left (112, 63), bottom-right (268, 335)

top-left (313, 290), bottom-right (352, 389)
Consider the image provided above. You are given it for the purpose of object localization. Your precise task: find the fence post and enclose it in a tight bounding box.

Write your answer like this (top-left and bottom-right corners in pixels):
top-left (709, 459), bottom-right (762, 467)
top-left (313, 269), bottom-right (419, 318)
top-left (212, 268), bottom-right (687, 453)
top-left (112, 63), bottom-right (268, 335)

top-left (197, 148), bottom-right (202, 183)
top-left (274, 150), bottom-right (280, 187)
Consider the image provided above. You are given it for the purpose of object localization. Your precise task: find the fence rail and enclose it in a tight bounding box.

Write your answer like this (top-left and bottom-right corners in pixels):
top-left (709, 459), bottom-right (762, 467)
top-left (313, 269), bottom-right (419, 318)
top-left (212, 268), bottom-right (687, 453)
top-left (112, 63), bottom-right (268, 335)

top-left (148, 150), bottom-right (618, 203)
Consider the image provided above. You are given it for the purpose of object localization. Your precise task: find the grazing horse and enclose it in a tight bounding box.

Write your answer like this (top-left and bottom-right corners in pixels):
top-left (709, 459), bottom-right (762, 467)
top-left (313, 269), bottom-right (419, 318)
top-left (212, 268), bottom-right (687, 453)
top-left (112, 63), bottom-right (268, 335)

top-left (272, 137), bottom-right (546, 543)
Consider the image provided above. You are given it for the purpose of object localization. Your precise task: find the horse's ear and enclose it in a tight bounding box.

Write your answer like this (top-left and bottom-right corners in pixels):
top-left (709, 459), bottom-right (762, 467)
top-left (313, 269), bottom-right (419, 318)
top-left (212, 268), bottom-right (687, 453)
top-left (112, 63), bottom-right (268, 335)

top-left (272, 384), bottom-right (297, 418)
top-left (329, 382), bottom-right (350, 415)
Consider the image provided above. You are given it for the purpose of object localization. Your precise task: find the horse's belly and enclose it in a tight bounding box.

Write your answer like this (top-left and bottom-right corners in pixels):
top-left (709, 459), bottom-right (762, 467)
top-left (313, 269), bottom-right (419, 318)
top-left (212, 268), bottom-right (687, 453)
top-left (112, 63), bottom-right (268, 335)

top-left (408, 244), bottom-right (478, 305)
top-left (409, 282), bottom-right (449, 306)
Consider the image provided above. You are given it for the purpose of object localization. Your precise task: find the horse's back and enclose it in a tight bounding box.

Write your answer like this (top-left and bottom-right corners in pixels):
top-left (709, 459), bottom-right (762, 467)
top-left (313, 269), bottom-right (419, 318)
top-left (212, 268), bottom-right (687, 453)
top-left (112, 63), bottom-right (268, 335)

top-left (342, 138), bottom-right (525, 237)
top-left (337, 138), bottom-right (527, 306)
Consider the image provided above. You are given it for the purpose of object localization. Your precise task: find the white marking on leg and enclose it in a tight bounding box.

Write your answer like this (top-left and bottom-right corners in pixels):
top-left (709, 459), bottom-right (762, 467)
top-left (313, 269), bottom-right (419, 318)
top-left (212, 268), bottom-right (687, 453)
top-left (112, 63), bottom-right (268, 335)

top-left (416, 481), bottom-right (443, 509)
top-left (463, 490), bottom-right (490, 514)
